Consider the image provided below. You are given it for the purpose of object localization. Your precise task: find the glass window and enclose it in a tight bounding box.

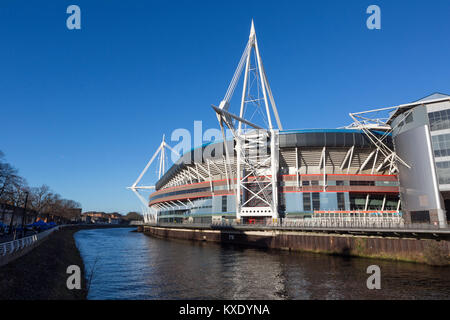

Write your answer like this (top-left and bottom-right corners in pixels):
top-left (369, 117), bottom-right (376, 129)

top-left (429, 109), bottom-right (450, 131)
top-left (312, 193), bottom-right (320, 210)
top-left (436, 161), bottom-right (450, 184)
top-left (405, 112), bottom-right (414, 124)
top-left (410, 211), bottom-right (430, 223)
top-left (349, 195), bottom-right (367, 210)
top-left (337, 193), bottom-right (345, 210)
top-left (221, 196), bottom-right (227, 212)
top-left (367, 195), bottom-right (384, 210)
top-left (384, 196), bottom-right (399, 210)
top-left (303, 193), bottom-right (311, 211)
top-left (432, 134), bottom-right (450, 158)
top-left (349, 181), bottom-right (375, 186)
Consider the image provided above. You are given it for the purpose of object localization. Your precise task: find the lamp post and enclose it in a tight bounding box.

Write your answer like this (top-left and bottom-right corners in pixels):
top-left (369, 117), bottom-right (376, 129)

top-left (21, 191), bottom-right (29, 238)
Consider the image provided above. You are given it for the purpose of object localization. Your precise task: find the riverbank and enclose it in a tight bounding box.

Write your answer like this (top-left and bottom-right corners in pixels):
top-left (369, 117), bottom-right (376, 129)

top-left (0, 224), bottom-right (133, 300)
top-left (144, 225), bottom-right (450, 266)
top-left (78, 225), bottom-right (450, 299)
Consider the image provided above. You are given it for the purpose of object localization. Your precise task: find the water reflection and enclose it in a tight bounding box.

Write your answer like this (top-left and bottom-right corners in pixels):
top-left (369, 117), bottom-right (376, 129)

top-left (74, 228), bottom-right (450, 300)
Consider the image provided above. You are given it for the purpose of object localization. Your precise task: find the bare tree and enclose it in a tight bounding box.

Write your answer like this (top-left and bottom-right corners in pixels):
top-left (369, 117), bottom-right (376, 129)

top-left (0, 161), bottom-right (24, 202)
top-left (0, 151), bottom-right (82, 225)
top-left (29, 185), bottom-right (51, 222)
top-left (59, 199), bottom-right (82, 222)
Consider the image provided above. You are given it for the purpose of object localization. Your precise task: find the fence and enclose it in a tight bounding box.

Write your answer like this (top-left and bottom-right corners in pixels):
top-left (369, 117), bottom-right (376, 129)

top-left (152, 217), bottom-right (450, 233)
top-left (0, 226), bottom-right (61, 266)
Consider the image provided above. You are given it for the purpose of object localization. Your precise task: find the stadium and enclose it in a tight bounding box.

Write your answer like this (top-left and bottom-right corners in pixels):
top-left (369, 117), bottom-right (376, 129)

top-left (127, 21), bottom-right (410, 228)
top-left (130, 21), bottom-right (450, 229)
top-left (149, 129), bottom-right (401, 225)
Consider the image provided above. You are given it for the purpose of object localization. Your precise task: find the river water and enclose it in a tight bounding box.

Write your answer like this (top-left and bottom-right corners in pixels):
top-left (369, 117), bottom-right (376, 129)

top-left (74, 227), bottom-right (450, 300)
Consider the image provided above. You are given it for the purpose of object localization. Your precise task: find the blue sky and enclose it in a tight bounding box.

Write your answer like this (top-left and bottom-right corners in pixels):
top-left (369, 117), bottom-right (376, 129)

top-left (1, 0), bottom-right (449, 214)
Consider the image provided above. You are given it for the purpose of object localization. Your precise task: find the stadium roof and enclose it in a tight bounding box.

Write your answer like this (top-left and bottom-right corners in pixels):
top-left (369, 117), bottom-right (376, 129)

top-left (155, 129), bottom-right (391, 190)
top-left (414, 92), bottom-right (450, 102)
top-left (386, 92), bottom-right (450, 125)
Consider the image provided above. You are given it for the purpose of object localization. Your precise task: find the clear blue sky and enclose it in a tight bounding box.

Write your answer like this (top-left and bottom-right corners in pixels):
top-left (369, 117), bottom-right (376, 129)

top-left (1, 0), bottom-right (449, 214)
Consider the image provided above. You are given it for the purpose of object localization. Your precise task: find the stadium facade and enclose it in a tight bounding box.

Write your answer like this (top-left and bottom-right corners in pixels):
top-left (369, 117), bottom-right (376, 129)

top-left (149, 129), bottom-right (401, 224)
top-left (135, 22), bottom-right (449, 229)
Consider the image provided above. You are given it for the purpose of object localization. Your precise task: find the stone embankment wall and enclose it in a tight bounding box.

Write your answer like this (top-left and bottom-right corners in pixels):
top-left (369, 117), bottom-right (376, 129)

top-left (144, 226), bottom-right (450, 266)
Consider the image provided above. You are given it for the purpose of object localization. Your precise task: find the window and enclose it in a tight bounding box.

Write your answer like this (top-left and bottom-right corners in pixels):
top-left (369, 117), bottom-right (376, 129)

top-left (429, 109), bottom-right (450, 131)
top-left (311, 181), bottom-right (319, 186)
top-left (302, 181), bottom-right (310, 186)
top-left (384, 196), bottom-right (399, 210)
top-left (337, 193), bottom-right (345, 210)
top-left (349, 181), bottom-right (375, 186)
top-left (405, 112), bottom-right (414, 124)
top-left (303, 193), bottom-right (311, 211)
top-left (431, 134), bottom-right (450, 158)
top-left (279, 193), bottom-right (286, 213)
top-left (367, 195), bottom-right (384, 210)
top-left (436, 161), bottom-right (450, 184)
top-left (410, 211), bottom-right (430, 223)
top-left (336, 181), bottom-right (344, 186)
top-left (349, 195), bottom-right (367, 210)
top-left (221, 196), bottom-right (227, 212)
top-left (312, 193), bottom-right (320, 211)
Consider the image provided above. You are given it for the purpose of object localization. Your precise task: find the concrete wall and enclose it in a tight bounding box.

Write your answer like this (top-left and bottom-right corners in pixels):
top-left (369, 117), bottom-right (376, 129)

top-left (144, 226), bottom-right (450, 266)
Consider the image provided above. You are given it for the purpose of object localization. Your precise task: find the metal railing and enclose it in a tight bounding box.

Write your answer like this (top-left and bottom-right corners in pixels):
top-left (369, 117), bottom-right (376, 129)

top-left (0, 226), bottom-right (60, 257)
top-left (150, 218), bottom-right (450, 233)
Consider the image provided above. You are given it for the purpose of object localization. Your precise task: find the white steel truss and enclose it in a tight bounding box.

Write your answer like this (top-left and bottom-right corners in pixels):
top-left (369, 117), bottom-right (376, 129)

top-left (346, 108), bottom-right (411, 174)
top-left (127, 135), bottom-right (179, 223)
top-left (213, 21), bottom-right (282, 220)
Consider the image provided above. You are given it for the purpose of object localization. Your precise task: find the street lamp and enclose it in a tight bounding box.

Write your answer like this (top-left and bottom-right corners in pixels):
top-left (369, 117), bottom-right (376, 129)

top-left (21, 191), bottom-right (29, 238)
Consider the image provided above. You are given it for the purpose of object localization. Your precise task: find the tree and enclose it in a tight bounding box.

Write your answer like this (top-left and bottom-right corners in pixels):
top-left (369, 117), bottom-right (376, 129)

top-left (0, 151), bottom-right (82, 225)
top-left (0, 160), bottom-right (24, 203)
top-left (125, 212), bottom-right (143, 221)
top-left (0, 151), bottom-right (29, 233)
top-left (29, 185), bottom-right (52, 222)
top-left (44, 193), bottom-right (62, 222)
top-left (59, 199), bottom-right (82, 221)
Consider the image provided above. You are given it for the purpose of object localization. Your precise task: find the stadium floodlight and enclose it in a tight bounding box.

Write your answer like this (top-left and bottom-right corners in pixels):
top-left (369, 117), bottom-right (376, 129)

top-left (127, 135), bottom-right (180, 223)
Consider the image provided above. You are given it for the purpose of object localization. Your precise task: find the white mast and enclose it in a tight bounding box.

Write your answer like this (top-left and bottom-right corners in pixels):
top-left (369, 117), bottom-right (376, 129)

top-left (213, 20), bottom-right (282, 221)
top-left (128, 135), bottom-right (179, 223)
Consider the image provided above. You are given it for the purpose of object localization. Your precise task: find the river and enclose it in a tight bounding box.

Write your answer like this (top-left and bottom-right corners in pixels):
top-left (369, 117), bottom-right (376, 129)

top-left (74, 227), bottom-right (450, 300)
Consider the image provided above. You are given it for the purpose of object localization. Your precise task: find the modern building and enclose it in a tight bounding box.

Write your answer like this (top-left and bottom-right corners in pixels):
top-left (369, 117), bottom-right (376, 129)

top-left (387, 93), bottom-right (450, 227)
top-left (148, 129), bottom-right (401, 224)
top-left (135, 22), bottom-right (448, 229)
